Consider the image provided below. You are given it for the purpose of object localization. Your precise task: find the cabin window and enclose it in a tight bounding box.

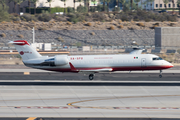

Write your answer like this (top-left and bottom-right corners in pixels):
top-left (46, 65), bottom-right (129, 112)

top-left (152, 57), bottom-right (163, 60)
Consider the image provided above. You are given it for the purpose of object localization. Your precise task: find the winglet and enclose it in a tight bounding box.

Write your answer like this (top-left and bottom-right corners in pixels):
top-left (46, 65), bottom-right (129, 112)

top-left (69, 62), bottom-right (78, 71)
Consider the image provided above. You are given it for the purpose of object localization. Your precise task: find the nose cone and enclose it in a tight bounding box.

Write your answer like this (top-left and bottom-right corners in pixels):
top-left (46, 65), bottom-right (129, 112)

top-left (165, 61), bottom-right (174, 68)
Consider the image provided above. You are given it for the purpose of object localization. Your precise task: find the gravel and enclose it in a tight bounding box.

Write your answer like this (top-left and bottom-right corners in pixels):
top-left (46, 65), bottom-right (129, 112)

top-left (0, 30), bottom-right (154, 46)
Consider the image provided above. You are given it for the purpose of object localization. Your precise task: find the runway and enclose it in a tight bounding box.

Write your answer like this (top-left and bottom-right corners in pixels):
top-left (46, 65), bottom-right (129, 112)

top-left (0, 80), bottom-right (180, 118)
top-left (0, 71), bottom-right (180, 81)
top-left (0, 67), bottom-right (180, 119)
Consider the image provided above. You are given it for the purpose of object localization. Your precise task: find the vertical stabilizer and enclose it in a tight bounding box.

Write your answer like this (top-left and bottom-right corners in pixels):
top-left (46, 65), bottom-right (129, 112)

top-left (9, 40), bottom-right (41, 61)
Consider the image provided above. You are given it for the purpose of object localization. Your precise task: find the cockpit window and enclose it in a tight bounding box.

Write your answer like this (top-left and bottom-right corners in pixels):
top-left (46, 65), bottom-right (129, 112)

top-left (152, 57), bottom-right (163, 60)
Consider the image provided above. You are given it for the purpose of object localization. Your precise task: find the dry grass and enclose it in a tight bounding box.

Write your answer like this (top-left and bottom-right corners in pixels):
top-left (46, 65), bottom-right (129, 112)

top-left (14, 21), bottom-right (21, 24)
top-left (118, 20), bottom-right (122, 24)
top-left (57, 37), bottom-right (64, 42)
top-left (39, 27), bottom-right (47, 30)
top-left (82, 20), bottom-right (86, 24)
top-left (90, 32), bottom-right (95, 35)
top-left (119, 25), bottom-right (123, 29)
top-left (0, 33), bottom-right (6, 38)
top-left (109, 26), bottom-right (115, 30)
top-left (137, 22), bottom-right (145, 27)
top-left (87, 22), bottom-right (92, 26)
top-left (1, 21), bottom-right (7, 24)
top-left (131, 20), bottom-right (135, 24)
top-left (67, 21), bottom-right (72, 25)
top-left (17, 34), bottom-right (24, 38)
top-left (170, 23), bottom-right (175, 26)
top-left (152, 25), bottom-right (159, 29)
top-left (31, 20), bottom-right (35, 24)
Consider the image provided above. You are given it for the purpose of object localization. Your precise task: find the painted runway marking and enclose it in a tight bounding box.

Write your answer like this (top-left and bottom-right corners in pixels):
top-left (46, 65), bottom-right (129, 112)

top-left (14, 106), bottom-right (79, 109)
top-left (11, 106), bottom-right (180, 110)
top-left (67, 94), bottom-right (180, 110)
top-left (26, 117), bottom-right (37, 120)
top-left (24, 72), bottom-right (30, 75)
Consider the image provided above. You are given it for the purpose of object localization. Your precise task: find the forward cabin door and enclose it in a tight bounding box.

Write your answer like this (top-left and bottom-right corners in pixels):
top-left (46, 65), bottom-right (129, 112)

top-left (141, 58), bottom-right (146, 67)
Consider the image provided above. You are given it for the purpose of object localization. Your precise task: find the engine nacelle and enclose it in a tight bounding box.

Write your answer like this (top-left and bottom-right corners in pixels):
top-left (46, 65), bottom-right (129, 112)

top-left (54, 55), bottom-right (68, 66)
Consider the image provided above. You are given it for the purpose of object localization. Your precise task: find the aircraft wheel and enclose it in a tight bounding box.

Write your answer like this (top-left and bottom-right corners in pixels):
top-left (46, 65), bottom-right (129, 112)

top-left (159, 74), bottom-right (162, 78)
top-left (89, 74), bottom-right (94, 80)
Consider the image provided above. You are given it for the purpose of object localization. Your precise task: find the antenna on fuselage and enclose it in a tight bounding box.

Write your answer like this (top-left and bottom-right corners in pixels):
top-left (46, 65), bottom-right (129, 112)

top-left (130, 47), bottom-right (145, 54)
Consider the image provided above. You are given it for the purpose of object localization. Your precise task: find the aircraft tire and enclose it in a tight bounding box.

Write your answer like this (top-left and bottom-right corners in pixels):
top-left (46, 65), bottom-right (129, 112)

top-left (89, 74), bottom-right (94, 80)
top-left (159, 74), bottom-right (162, 78)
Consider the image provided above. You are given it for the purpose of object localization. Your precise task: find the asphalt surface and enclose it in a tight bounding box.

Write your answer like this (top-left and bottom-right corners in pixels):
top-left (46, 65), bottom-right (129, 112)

top-left (0, 72), bottom-right (179, 81)
top-left (0, 82), bottom-right (180, 118)
top-left (0, 67), bottom-right (180, 119)
top-left (0, 118), bottom-right (179, 120)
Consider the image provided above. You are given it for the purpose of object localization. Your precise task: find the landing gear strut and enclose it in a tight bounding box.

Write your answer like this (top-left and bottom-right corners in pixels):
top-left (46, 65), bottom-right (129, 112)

top-left (89, 74), bottom-right (94, 80)
top-left (159, 70), bottom-right (162, 78)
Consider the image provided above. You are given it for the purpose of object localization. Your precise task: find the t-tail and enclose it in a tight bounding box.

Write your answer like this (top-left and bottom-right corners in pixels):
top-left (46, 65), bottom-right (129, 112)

top-left (9, 40), bottom-right (41, 61)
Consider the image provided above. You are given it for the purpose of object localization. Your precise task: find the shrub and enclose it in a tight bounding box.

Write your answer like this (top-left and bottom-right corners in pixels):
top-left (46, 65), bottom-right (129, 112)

top-left (118, 20), bottom-right (122, 24)
top-left (20, 14), bottom-right (37, 22)
top-left (57, 37), bottom-right (64, 42)
top-left (67, 7), bottom-right (74, 13)
top-left (145, 18), bottom-right (151, 22)
top-left (137, 22), bottom-right (145, 27)
top-left (92, 13), bottom-right (106, 21)
top-left (1, 21), bottom-right (7, 24)
top-left (121, 15), bottom-right (129, 21)
top-left (152, 25), bottom-right (158, 29)
top-left (77, 5), bottom-right (88, 13)
top-left (87, 22), bottom-right (92, 26)
top-left (38, 27), bottom-right (47, 30)
top-left (131, 20), bottom-right (135, 24)
top-left (38, 13), bottom-right (52, 22)
top-left (17, 34), bottom-right (24, 38)
top-left (14, 21), bottom-right (21, 24)
top-left (177, 49), bottom-right (180, 54)
top-left (170, 23), bottom-right (175, 26)
top-left (109, 26), bottom-right (115, 30)
top-left (154, 23), bottom-right (159, 26)
top-left (12, 17), bottom-right (21, 21)
top-left (82, 20), bottom-right (86, 23)
top-left (68, 13), bottom-right (85, 23)
top-left (0, 4), bottom-right (10, 22)
top-left (67, 21), bottom-right (72, 25)
top-left (0, 33), bottom-right (6, 37)
top-left (11, 13), bottom-right (19, 17)
top-left (50, 7), bottom-right (68, 13)
top-left (119, 25), bottom-right (123, 29)
top-left (112, 7), bottom-right (120, 12)
top-left (96, 4), bottom-right (108, 12)
top-left (90, 32), bottom-right (95, 35)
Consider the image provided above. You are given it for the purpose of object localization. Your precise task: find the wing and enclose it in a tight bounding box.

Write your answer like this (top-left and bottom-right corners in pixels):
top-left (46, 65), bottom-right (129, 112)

top-left (69, 62), bottom-right (112, 72)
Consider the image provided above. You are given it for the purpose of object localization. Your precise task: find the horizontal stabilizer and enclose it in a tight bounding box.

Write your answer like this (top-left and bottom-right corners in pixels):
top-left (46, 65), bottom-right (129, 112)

top-left (8, 40), bottom-right (30, 46)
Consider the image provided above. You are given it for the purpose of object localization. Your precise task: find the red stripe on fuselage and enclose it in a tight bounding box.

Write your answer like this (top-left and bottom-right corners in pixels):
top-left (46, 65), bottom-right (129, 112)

top-left (41, 65), bottom-right (173, 72)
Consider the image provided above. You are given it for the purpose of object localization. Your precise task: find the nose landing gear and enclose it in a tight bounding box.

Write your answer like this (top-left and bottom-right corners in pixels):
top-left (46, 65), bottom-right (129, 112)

top-left (89, 74), bottom-right (94, 80)
top-left (159, 70), bottom-right (162, 78)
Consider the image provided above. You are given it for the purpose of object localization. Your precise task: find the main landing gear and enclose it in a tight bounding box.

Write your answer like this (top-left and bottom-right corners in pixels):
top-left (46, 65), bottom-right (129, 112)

top-left (159, 70), bottom-right (162, 78)
top-left (89, 74), bottom-right (94, 80)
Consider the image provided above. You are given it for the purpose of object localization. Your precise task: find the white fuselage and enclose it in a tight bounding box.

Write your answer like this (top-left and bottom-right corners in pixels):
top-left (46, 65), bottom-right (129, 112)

top-left (23, 54), bottom-right (173, 72)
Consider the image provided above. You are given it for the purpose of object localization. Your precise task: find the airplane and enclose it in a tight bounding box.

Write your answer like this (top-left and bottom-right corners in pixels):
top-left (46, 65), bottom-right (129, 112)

top-left (9, 40), bottom-right (173, 80)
